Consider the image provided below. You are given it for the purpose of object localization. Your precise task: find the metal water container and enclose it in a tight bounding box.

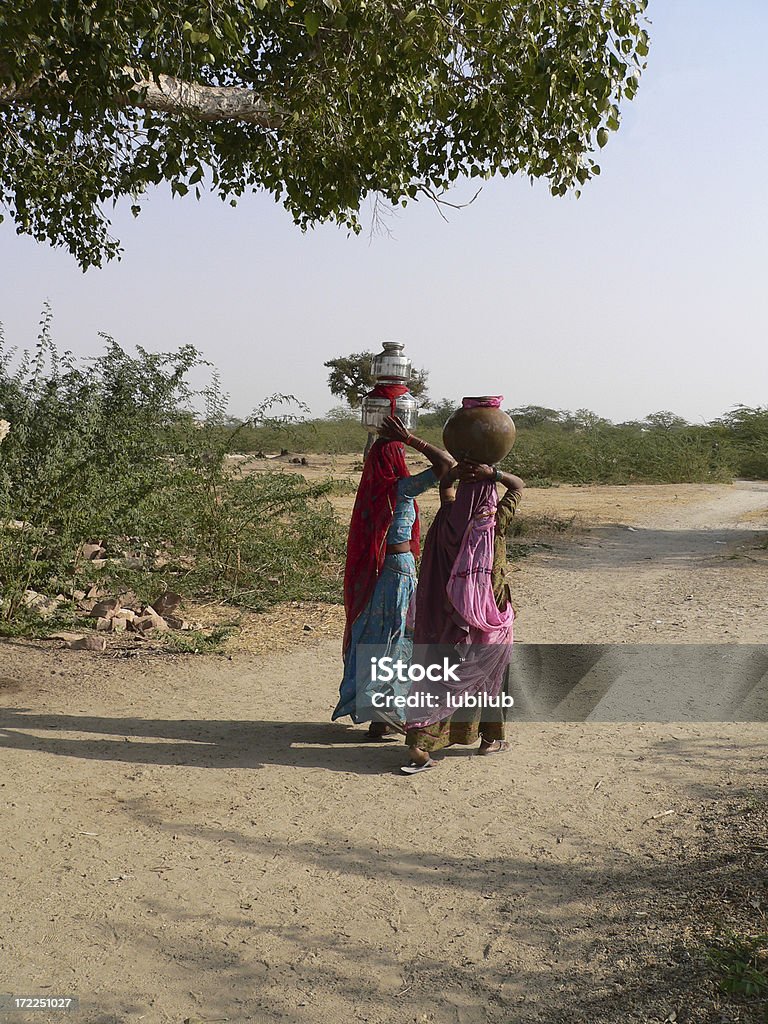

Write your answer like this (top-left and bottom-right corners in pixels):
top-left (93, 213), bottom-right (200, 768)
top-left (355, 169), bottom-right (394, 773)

top-left (361, 391), bottom-right (419, 431)
top-left (371, 341), bottom-right (412, 381)
top-left (361, 341), bottom-right (419, 432)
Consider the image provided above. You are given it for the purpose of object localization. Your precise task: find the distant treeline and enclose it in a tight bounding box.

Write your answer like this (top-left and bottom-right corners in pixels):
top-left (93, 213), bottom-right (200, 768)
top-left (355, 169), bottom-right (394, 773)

top-left (213, 402), bottom-right (768, 485)
top-left (0, 316), bottom-right (765, 631)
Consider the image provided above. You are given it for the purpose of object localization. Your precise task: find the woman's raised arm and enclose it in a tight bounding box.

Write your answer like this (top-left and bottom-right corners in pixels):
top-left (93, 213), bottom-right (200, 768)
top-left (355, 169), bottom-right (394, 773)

top-left (379, 415), bottom-right (455, 481)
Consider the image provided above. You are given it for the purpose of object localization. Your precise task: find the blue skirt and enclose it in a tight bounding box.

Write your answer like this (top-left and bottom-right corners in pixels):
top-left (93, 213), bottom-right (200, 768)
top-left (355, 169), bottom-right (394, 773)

top-left (332, 552), bottom-right (416, 723)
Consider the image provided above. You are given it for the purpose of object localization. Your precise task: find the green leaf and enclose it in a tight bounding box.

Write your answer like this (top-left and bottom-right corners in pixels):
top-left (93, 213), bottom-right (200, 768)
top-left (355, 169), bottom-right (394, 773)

top-left (0, 0), bottom-right (650, 268)
top-left (304, 11), bottom-right (321, 36)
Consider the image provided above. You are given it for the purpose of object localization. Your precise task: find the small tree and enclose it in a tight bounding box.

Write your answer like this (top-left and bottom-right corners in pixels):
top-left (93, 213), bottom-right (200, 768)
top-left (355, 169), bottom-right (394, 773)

top-left (563, 409), bottom-right (611, 432)
top-left (419, 398), bottom-right (458, 428)
top-left (324, 351), bottom-right (429, 409)
top-left (643, 411), bottom-right (688, 430)
top-left (325, 405), bottom-right (359, 422)
top-left (711, 405), bottom-right (768, 478)
top-left (712, 405), bottom-right (768, 442)
top-left (507, 405), bottom-right (564, 429)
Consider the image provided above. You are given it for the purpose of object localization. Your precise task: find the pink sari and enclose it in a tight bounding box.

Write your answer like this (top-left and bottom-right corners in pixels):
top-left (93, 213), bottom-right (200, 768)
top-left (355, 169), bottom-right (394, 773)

top-left (407, 480), bottom-right (514, 729)
top-left (446, 486), bottom-right (514, 642)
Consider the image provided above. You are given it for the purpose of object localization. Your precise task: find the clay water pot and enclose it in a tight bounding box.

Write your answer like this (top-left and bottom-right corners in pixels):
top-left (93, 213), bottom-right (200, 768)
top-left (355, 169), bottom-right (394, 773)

top-left (442, 398), bottom-right (516, 464)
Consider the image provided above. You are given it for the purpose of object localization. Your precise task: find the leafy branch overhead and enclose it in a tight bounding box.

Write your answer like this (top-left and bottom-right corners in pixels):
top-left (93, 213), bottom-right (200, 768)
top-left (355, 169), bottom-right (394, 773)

top-left (0, 1), bottom-right (650, 267)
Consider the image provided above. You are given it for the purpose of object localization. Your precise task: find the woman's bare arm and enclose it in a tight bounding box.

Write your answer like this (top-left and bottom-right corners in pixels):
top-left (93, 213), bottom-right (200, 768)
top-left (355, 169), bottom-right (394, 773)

top-left (438, 461), bottom-right (461, 504)
top-left (457, 461), bottom-right (525, 494)
top-left (379, 415), bottom-right (455, 480)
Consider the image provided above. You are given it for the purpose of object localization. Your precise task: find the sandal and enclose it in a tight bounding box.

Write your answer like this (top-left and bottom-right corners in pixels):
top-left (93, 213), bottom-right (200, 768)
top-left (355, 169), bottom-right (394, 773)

top-left (400, 758), bottom-right (437, 775)
top-left (477, 739), bottom-right (510, 756)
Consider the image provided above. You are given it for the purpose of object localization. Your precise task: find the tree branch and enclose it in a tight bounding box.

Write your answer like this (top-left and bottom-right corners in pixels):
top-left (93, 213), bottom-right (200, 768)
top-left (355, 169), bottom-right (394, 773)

top-left (129, 73), bottom-right (284, 128)
top-left (0, 69), bottom-right (285, 128)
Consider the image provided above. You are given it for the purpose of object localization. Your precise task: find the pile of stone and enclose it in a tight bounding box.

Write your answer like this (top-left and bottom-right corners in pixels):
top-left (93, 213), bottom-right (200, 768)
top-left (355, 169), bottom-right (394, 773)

top-left (48, 589), bottom-right (194, 651)
top-left (78, 539), bottom-right (158, 572)
top-left (88, 590), bottom-right (186, 635)
top-left (21, 590), bottom-right (67, 618)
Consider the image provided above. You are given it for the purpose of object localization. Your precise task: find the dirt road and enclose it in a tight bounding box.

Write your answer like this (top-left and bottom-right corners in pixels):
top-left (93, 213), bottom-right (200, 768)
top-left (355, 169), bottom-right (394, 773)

top-left (513, 479), bottom-right (768, 645)
top-left (1, 480), bottom-right (766, 1024)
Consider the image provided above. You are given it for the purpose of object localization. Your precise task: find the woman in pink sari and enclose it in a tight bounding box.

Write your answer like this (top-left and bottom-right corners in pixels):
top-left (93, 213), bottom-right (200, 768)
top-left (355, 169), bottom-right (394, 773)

top-left (401, 458), bottom-right (524, 773)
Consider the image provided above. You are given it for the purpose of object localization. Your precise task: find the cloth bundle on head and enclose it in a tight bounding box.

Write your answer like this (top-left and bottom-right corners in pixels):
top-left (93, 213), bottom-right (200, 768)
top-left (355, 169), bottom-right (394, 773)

top-left (342, 439), bottom-right (419, 652)
top-left (461, 396), bottom-right (504, 408)
top-left (364, 382), bottom-right (410, 416)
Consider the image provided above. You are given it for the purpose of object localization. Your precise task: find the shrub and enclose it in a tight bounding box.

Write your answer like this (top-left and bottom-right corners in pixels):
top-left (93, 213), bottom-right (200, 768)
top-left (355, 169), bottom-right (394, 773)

top-left (0, 310), bottom-right (345, 624)
top-left (502, 424), bottom-right (736, 485)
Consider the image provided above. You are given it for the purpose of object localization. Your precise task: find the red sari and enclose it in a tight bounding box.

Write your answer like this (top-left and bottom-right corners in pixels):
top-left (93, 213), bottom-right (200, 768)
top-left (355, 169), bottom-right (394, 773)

top-left (342, 439), bottom-right (420, 652)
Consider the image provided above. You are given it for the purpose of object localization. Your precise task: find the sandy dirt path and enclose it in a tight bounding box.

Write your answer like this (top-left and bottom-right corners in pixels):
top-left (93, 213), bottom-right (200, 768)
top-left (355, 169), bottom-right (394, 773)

top-left (0, 481), bottom-right (766, 1024)
top-left (512, 480), bottom-right (768, 645)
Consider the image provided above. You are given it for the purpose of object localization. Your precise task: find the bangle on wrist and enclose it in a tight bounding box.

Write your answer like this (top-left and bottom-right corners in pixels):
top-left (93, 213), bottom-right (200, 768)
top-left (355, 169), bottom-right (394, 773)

top-left (493, 467), bottom-right (502, 483)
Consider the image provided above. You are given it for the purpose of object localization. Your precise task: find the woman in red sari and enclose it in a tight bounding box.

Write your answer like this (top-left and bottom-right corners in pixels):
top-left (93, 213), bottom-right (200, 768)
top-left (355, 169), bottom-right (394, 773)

top-left (332, 415), bottom-right (454, 737)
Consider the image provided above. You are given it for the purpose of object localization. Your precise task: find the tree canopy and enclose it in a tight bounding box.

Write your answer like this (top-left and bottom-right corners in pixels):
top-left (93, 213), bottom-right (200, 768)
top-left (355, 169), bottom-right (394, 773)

top-left (0, 1), bottom-right (649, 268)
top-left (325, 350), bottom-right (429, 408)
top-left (643, 410), bottom-right (689, 431)
top-left (507, 404), bottom-right (564, 428)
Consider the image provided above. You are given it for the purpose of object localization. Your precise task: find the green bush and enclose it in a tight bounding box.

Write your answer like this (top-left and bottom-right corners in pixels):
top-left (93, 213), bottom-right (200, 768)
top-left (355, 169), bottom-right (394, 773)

top-left (231, 409), bottom-right (747, 486)
top-left (0, 311), bottom-right (345, 625)
top-left (152, 468), bottom-right (345, 609)
top-left (711, 406), bottom-right (768, 479)
top-left (503, 425), bottom-right (736, 484)
top-left (704, 932), bottom-right (768, 1002)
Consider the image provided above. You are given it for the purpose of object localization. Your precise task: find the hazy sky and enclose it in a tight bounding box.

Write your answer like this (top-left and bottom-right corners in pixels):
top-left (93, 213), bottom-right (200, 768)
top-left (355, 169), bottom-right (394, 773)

top-left (1, 0), bottom-right (766, 424)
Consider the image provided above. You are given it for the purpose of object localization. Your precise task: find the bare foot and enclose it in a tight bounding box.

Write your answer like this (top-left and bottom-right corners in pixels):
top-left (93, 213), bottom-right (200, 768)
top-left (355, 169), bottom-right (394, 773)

top-left (408, 746), bottom-right (431, 766)
top-left (477, 739), bottom-right (510, 756)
